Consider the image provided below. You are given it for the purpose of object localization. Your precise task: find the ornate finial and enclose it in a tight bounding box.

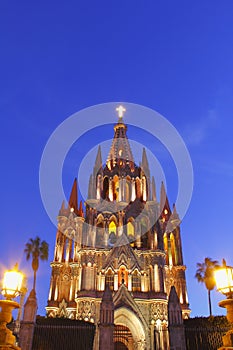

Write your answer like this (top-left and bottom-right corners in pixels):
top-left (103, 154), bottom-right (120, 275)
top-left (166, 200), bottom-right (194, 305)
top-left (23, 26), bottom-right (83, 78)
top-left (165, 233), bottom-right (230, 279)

top-left (116, 105), bottom-right (126, 119)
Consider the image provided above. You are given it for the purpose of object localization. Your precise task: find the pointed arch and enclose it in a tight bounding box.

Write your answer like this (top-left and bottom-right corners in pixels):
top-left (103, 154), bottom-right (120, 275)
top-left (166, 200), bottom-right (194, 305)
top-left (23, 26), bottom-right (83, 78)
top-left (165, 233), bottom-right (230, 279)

top-left (163, 233), bottom-right (169, 265)
top-left (170, 233), bottom-right (177, 265)
top-left (105, 267), bottom-right (114, 291)
top-left (118, 266), bottom-right (128, 287)
top-left (125, 176), bottom-right (131, 203)
top-left (97, 174), bottom-right (102, 199)
top-left (142, 175), bottom-right (147, 201)
top-left (127, 218), bottom-right (135, 247)
top-left (112, 175), bottom-right (119, 201)
top-left (96, 214), bottom-right (105, 247)
top-left (102, 176), bottom-right (109, 199)
top-left (114, 307), bottom-right (146, 347)
top-left (109, 219), bottom-right (117, 246)
top-left (135, 177), bottom-right (142, 199)
top-left (131, 269), bottom-right (141, 292)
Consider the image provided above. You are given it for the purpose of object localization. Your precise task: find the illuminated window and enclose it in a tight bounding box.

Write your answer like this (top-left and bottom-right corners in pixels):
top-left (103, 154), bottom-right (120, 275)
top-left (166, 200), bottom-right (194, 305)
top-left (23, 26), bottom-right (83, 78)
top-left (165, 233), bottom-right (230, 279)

top-left (109, 221), bottom-right (117, 246)
top-left (170, 233), bottom-right (177, 265)
top-left (132, 270), bottom-right (141, 292)
top-left (118, 266), bottom-right (128, 287)
top-left (113, 175), bottom-right (119, 201)
top-left (106, 270), bottom-right (114, 290)
top-left (103, 177), bottom-right (109, 199)
top-left (163, 234), bottom-right (169, 264)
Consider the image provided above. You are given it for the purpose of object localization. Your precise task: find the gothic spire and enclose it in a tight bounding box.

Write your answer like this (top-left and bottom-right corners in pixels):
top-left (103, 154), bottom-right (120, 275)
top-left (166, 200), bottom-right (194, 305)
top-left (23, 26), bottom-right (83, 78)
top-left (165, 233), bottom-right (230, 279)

top-left (94, 145), bottom-right (102, 175)
top-left (172, 203), bottom-right (180, 220)
top-left (69, 178), bottom-right (78, 214)
top-left (88, 174), bottom-right (93, 199)
top-left (107, 105), bottom-right (134, 166)
top-left (59, 200), bottom-right (66, 215)
top-left (160, 181), bottom-right (171, 216)
top-left (142, 147), bottom-right (149, 170)
top-left (171, 203), bottom-right (180, 224)
top-left (79, 201), bottom-right (84, 217)
top-left (151, 176), bottom-right (157, 201)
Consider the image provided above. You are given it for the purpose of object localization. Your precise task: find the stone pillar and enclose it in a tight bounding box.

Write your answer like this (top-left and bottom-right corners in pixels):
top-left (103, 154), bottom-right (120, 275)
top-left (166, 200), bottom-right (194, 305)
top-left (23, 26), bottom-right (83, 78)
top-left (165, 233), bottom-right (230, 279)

top-left (19, 289), bottom-right (38, 350)
top-left (168, 286), bottom-right (186, 350)
top-left (98, 287), bottom-right (114, 350)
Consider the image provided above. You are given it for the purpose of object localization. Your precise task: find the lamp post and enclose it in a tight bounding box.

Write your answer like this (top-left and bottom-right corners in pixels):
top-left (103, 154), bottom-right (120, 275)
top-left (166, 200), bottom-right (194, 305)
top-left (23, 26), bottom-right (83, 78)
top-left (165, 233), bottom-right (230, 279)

top-left (0, 264), bottom-right (23, 350)
top-left (215, 260), bottom-right (233, 350)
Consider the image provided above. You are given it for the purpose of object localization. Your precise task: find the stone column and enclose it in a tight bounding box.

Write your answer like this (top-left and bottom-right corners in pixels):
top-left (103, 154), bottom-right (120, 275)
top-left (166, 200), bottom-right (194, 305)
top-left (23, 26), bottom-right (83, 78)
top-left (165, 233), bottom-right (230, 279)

top-left (99, 287), bottom-right (114, 350)
top-left (168, 286), bottom-right (186, 350)
top-left (19, 289), bottom-right (38, 350)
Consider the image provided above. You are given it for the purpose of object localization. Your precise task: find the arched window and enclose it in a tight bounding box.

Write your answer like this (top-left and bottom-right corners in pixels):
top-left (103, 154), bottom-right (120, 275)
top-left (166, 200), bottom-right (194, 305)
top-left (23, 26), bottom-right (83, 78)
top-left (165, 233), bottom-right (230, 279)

top-left (135, 177), bottom-right (142, 198)
top-left (125, 176), bottom-right (131, 202)
top-left (127, 221), bottom-right (134, 246)
top-left (96, 217), bottom-right (105, 247)
top-left (170, 233), bottom-right (177, 265)
top-left (112, 175), bottom-right (119, 201)
top-left (132, 270), bottom-right (141, 292)
top-left (102, 177), bottom-right (109, 199)
top-left (127, 221), bottom-right (134, 236)
top-left (109, 221), bottom-right (117, 246)
top-left (163, 234), bottom-right (169, 265)
top-left (118, 266), bottom-right (128, 287)
top-left (105, 269), bottom-right (114, 291)
top-left (142, 176), bottom-right (147, 201)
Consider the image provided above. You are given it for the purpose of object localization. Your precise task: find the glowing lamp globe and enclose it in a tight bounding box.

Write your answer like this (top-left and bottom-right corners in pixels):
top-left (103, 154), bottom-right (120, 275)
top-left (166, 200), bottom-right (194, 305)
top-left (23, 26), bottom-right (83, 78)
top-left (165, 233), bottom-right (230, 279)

top-left (215, 261), bottom-right (233, 299)
top-left (2, 264), bottom-right (23, 300)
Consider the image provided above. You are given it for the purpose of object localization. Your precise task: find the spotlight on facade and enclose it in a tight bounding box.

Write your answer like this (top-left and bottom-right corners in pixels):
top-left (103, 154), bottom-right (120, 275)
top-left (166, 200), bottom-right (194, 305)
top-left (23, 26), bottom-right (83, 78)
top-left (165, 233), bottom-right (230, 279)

top-left (215, 259), bottom-right (233, 349)
top-left (0, 263), bottom-right (23, 349)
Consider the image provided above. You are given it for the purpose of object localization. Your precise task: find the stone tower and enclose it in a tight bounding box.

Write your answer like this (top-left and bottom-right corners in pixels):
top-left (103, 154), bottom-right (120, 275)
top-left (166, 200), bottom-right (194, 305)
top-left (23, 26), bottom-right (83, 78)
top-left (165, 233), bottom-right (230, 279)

top-left (46, 106), bottom-right (190, 349)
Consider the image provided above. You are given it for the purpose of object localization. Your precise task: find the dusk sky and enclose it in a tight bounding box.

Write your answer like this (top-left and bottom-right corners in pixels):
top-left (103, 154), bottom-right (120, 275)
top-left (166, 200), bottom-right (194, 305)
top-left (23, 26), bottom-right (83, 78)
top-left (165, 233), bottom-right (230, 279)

top-left (1, 1), bottom-right (233, 317)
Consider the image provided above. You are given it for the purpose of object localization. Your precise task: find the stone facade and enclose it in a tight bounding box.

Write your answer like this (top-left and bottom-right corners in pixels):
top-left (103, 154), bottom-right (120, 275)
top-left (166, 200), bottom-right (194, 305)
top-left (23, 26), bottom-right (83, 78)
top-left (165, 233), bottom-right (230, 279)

top-left (46, 110), bottom-right (190, 349)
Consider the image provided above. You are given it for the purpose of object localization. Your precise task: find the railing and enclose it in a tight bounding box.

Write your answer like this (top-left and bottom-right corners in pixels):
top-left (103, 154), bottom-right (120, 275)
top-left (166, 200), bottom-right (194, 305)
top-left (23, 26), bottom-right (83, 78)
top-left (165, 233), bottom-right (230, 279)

top-left (184, 317), bottom-right (230, 350)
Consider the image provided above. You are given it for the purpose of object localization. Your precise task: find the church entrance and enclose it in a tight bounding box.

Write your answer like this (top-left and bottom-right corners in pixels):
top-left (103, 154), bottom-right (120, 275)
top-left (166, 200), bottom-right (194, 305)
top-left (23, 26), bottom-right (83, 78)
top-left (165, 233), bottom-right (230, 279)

top-left (114, 325), bottom-right (133, 350)
top-left (114, 307), bottom-right (146, 350)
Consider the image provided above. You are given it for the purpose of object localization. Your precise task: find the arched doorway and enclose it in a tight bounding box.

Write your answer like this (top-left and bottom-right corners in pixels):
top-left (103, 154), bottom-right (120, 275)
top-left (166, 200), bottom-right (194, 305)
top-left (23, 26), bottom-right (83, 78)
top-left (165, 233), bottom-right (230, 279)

top-left (114, 307), bottom-right (146, 349)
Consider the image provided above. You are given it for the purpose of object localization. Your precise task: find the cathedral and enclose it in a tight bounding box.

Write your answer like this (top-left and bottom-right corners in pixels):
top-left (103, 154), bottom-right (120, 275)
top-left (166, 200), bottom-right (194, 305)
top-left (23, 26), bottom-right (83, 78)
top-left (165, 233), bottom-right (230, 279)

top-left (46, 106), bottom-right (190, 350)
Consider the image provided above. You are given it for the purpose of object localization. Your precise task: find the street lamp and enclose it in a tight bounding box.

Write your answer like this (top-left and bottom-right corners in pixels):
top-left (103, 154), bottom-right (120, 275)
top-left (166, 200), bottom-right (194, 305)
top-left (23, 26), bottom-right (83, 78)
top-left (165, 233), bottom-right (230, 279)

top-left (0, 263), bottom-right (23, 350)
top-left (215, 259), bottom-right (233, 349)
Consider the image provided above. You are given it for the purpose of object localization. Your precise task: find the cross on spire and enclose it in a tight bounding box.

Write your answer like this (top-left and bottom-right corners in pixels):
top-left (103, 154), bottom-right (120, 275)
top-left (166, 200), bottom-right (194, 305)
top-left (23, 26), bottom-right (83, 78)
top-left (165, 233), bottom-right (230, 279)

top-left (116, 105), bottom-right (126, 119)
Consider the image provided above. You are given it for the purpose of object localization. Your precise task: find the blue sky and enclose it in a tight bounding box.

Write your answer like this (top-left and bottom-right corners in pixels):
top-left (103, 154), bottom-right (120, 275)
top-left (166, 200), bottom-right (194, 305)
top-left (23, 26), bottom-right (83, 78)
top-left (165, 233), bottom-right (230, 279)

top-left (0, 1), bottom-right (233, 317)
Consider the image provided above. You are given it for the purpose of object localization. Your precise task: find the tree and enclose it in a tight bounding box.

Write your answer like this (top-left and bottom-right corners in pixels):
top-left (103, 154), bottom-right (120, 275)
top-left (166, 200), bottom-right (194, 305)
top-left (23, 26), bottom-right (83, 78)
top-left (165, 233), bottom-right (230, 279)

top-left (24, 236), bottom-right (49, 291)
top-left (195, 257), bottom-right (219, 316)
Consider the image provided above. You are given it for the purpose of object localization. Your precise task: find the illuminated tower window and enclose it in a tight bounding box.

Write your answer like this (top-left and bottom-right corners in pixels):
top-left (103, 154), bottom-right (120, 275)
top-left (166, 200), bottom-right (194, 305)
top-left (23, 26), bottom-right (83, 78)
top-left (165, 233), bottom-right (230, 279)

top-left (127, 221), bottom-right (134, 246)
top-left (132, 270), bottom-right (141, 292)
top-left (105, 269), bottom-right (114, 291)
top-left (103, 177), bottom-right (109, 199)
top-left (113, 175), bottom-right (119, 201)
top-left (109, 221), bottom-right (117, 246)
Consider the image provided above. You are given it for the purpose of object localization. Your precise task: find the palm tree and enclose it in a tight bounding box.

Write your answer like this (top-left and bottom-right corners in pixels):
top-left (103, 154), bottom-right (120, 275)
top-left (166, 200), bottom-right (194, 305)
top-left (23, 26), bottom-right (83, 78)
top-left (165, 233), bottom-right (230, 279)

top-left (24, 236), bottom-right (49, 291)
top-left (195, 257), bottom-right (219, 316)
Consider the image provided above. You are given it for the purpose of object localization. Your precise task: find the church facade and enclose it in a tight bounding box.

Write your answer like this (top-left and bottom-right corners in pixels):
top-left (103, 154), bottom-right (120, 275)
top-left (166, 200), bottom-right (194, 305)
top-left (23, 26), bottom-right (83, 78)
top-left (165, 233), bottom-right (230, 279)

top-left (46, 107), bottom-right (190, 350)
